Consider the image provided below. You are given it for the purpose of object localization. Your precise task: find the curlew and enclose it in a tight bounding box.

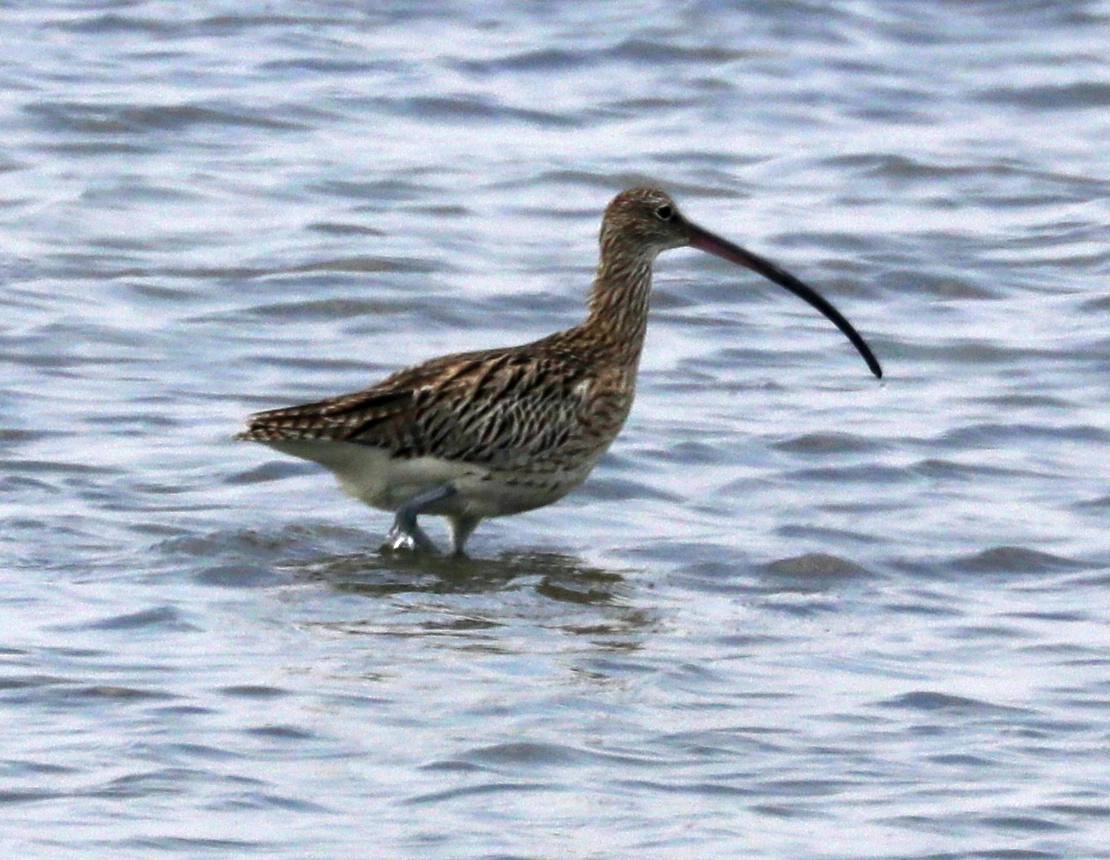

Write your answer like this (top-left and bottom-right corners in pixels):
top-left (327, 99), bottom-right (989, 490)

top-left (238, 187), bottom-right (882, 554)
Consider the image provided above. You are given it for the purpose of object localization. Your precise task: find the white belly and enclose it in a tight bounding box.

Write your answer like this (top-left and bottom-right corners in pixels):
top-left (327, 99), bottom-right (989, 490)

top-left (262, 440), bottom-right (594, 519)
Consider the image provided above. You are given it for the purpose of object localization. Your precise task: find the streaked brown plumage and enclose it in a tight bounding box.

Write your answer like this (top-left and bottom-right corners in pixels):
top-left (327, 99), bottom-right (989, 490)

top-left (238, 187), bottom-right (882, 554)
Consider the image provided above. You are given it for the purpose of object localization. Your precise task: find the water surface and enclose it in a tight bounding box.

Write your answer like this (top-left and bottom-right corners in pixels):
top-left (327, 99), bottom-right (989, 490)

top-left (2, 2), bottom-right (1108, 857)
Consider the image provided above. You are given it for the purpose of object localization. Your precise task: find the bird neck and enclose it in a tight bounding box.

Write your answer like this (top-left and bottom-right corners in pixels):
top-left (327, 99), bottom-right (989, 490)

top-left (583, 245), bottom-right (654, 361)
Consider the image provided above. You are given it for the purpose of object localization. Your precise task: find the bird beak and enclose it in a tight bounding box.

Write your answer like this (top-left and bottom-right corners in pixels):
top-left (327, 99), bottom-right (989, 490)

top-left (685, 220), bottom-right (883, 379)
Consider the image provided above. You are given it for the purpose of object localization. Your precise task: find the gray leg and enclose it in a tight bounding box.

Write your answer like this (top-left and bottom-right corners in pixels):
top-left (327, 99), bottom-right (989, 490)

top-left (382, 484), bottom-right (457, 554)
top-left (448, 514), bottom-right (481, 557)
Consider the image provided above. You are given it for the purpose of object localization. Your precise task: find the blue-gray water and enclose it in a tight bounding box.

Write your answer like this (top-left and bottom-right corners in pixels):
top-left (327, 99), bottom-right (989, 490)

top-left (2, 2), bottom-right (1109, 857)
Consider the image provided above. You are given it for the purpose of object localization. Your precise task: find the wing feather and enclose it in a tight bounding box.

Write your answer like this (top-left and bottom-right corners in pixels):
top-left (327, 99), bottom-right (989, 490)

top-left (237, 335), bottom-right (601, 466)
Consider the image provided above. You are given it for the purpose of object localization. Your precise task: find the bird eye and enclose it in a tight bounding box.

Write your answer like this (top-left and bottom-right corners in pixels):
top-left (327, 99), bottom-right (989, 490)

top-left (654, 204), bottom-right (674, 221)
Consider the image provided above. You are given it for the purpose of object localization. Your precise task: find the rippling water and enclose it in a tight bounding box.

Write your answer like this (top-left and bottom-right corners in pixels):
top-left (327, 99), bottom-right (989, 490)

top-left (3, 2), bottom-right (1109, 857)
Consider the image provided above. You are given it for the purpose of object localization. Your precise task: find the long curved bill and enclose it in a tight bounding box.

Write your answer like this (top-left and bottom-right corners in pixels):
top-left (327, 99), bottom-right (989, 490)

top-left (686, 220), bottom-right (883, 379)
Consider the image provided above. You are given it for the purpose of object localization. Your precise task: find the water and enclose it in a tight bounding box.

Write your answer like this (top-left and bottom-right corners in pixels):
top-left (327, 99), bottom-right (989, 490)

top-left (2, 1), bottom-right (1109, 856)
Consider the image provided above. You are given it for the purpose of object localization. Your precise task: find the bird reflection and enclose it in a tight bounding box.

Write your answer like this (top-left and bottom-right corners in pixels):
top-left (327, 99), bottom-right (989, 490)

top-left (289, 548), bottom-right (631, 606)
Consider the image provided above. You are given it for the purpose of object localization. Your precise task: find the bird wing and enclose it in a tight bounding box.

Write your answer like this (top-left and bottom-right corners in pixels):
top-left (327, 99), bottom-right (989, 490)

top-left (238, 336), bottom-right (599, 466)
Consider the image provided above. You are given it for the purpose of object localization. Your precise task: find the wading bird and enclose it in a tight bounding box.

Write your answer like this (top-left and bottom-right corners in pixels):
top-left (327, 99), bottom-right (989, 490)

top-left (238, 187), bottom-right (882, 554)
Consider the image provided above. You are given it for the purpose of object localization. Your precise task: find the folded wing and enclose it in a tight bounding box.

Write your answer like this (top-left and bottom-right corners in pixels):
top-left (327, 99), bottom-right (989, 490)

top-left (238, 338), bottom-right (597, 466)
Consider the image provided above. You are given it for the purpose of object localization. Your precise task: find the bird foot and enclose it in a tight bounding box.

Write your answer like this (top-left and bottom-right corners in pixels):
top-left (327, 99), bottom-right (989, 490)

top-left (379, 484), bottom-right (456, 555)
top-left (380, 524), bottom-right (439, 555)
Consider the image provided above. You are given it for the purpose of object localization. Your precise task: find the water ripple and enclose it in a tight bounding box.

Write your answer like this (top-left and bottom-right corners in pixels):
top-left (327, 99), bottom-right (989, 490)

top-left (3, 2), bottom-right (1108, 857)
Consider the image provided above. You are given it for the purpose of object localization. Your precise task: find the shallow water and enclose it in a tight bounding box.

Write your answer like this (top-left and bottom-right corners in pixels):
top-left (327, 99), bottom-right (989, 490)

top-left (2, 1), bottom-right (1109, 857)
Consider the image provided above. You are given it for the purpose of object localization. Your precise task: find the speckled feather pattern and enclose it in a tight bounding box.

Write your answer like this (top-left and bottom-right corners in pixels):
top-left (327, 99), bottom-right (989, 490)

top-left (238, 188), bottom-right (723, 549)
top-left (237, 326), bottom-right (639, 474)
top-left (238, 189), bottom-right (681, 488)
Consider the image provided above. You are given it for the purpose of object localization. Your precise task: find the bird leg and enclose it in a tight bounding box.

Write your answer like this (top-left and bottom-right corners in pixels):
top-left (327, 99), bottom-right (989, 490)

top-left (381, 484), bottom-right (457, 554)
top-left (448, 514), bottom-right (481, 557)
